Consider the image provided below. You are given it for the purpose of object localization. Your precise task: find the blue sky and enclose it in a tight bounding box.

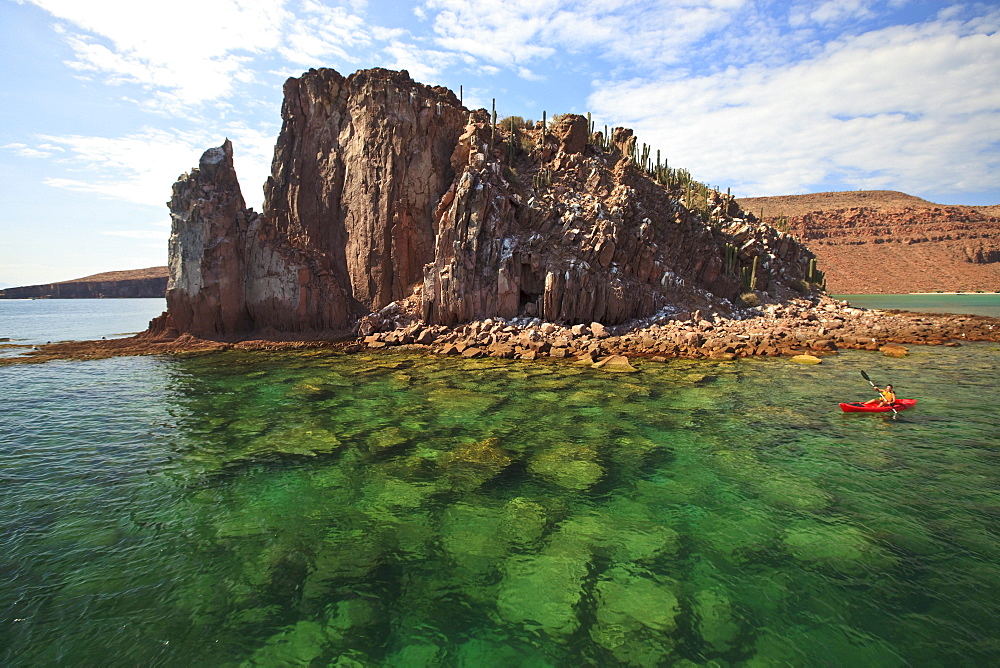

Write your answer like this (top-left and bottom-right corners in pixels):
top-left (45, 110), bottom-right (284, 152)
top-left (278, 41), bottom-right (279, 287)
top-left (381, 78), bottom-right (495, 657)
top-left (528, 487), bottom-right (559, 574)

top-left (1, 0), bottom-right (998, 287)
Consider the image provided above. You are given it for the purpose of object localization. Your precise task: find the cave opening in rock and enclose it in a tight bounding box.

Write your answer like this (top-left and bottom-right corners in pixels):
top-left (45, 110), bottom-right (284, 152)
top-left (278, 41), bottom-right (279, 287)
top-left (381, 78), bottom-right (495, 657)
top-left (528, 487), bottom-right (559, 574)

top-left (518, 261), bottom-right (545, 317)
top-left (519, 290), bottom-right (542, 316)
top-left (517, 290), bottom-right (542, 315)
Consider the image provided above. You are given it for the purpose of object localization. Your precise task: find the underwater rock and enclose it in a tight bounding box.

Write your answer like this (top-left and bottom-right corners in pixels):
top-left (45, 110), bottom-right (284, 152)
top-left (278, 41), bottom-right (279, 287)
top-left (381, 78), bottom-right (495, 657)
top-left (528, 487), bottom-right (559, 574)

top-left (425, 387), bottom-right (501, 423)
top-left (366, 426), bottom-right (411, 454)
top-left (260, 425), bottom-right (342, 456)
top-left (528, 443), bottom-right (604, 490)
top-left (361, 475), bottom-right (437, 522)
top-left (757, 474), bottom-right (830, 512)
top-left (496, 551), bottom-right (589, 636)
top-left (554, 504), bottom-right (679, 564)
top-left (289, 376), bottom-right (346, 400)
top-left (589, 566), bottom-right (680, 664)
top-left (713, 449), bottom-right (830, 512)
top-left (791, 354), bottom-right (822, 364)
top-left (607, 434), bottom-right (664, 474)
top-left (498, 497), bottom-right (548, 546)
top-left (694, 509), bottom-right (779, 565)
top-left (384, 643), bottom-right (443, 667)
top-left (747, 621), bottom-right (905, 667)
top-left (246, 619), bottom-right (329, 666)
top-left (564, 388), bottom-right (606, 407)
top-left (439, 502), bottom-right (509, 571)
top-left (592, 354), bottom-right (639, 372)
top-left (388, 513), bottom-right (436, 561)
top-left (325, 598), bottom-right (379, 644)
top-left (880, 343), bottom-right (909, 357)
top-left (783, 521), bottom-right (899, 575)
top-left (304, 529), bottom-right (383, 598)
top-left (454, 637), bottom-right (551, 667)
top-left (438, 437), bottom-right (514, 490)
top-left (693, 588), bottom-right (741, 654)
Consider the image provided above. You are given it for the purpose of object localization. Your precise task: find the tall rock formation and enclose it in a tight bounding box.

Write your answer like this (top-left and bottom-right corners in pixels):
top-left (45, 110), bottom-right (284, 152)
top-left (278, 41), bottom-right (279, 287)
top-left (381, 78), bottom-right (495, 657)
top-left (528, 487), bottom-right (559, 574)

top-left (158, 67), bottom-right (820, 340)
top-left (264, 68), bottom-right (466, 311)
top-left (423, 115), bottom-right (814, 326)
top-left (167, 140), bottom-right (256, 336)
top-left (162, 69), bottom-right (466, 338)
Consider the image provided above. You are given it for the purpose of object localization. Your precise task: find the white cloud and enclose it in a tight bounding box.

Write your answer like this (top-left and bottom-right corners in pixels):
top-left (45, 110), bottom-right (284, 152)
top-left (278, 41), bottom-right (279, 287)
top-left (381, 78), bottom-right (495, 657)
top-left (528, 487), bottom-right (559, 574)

top-left (382, 40), bottom-right (455, 83)
top-left (28, 0), bottom-right (454, 117)
top-left (29, 0), bottom-right (288, 112)
top-left (588, 9), bottom-right (1000, 198)
top-left (420, 0), bottom-right (747, 70)
top-left (278, 1), bottom-right (372, 66)
top-left (32, 126), bottom-right (276, 210)
top-left (2, 142), bottom-right (60, 158)
top-left (790, 0), bottom-right (876, 27)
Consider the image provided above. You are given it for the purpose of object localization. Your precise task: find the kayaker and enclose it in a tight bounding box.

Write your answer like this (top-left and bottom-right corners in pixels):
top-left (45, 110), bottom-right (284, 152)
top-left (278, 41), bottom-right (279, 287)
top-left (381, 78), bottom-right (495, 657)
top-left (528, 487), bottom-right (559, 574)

top-left (867, 383), bottom-right (896, 407)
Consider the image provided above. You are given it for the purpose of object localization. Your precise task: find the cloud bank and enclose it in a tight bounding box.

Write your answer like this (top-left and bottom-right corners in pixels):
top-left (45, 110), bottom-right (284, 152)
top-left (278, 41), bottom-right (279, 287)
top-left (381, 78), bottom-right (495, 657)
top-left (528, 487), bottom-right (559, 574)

top-left (13, 0), bottom-right (1000, 210)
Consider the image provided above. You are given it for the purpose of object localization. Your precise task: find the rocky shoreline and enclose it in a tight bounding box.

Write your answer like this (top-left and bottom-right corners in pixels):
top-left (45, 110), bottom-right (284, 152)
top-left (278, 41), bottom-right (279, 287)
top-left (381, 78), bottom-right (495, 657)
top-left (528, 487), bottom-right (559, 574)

top-left (4, 296), bottom-right (997, 366)
top-left (355, 294), bottom-right (999, 365)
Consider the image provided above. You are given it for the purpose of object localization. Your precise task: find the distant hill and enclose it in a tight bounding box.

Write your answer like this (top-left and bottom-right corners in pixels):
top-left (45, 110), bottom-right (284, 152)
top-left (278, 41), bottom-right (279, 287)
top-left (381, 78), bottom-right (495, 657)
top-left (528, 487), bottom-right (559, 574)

top-left (0, 266), bottom-right (168, 299)
top-left (65, 267), bottom-right (169, 283)
top-left (736, 191), bottom-right (1000, 294)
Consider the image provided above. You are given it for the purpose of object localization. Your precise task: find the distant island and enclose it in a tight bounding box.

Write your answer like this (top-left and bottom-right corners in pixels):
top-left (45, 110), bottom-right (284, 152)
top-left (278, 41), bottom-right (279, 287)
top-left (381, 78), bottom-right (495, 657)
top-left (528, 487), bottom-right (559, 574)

top-left (0, 267), bottom-right (167, 299)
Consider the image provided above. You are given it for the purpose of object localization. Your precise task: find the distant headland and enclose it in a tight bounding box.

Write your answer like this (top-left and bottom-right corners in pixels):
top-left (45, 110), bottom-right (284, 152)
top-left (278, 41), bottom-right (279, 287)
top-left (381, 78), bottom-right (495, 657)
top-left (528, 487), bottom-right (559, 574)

top-left (737, 191), bottom-right (1000, 294)
top-left (0, 267), bottom-right (167, 299)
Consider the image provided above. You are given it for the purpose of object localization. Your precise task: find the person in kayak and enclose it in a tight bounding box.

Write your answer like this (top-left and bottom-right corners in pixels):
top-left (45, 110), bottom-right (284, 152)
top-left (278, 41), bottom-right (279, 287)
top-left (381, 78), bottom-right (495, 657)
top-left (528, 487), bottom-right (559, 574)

top-left (866, 383), bottom-right (896, 407)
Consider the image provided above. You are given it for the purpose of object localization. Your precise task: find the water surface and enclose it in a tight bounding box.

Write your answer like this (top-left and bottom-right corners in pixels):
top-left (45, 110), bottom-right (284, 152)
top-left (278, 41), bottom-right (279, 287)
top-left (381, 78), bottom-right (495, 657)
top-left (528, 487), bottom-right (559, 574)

top-left (833, 293), bottom-right (1000, 318)
top-left (2, 344), bottom-right (998, 665)
top-left (0, 298), bottom-right (166, 355)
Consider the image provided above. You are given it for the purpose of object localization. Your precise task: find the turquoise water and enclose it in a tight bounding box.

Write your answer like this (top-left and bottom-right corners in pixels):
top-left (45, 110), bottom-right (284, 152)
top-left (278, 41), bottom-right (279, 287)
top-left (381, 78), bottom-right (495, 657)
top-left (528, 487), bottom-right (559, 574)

top-left (0, 298), bottom-right (166, 355)
top-left (833, 293), bottom-right (1000, 318)
top-left (2, 341), bottom-right (999, 665)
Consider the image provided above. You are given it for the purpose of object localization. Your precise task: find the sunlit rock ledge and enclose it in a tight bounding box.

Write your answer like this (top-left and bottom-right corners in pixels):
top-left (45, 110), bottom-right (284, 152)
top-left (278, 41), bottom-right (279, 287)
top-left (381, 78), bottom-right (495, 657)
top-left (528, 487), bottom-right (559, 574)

top-left (5, 295), bottom-right (998, 366)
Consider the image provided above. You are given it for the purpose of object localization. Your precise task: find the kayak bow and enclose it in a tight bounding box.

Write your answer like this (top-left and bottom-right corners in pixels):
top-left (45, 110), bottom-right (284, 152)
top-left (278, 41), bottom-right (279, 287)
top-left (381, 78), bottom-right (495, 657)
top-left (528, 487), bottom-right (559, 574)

top-left (839, 399), bottom-right (917, 413)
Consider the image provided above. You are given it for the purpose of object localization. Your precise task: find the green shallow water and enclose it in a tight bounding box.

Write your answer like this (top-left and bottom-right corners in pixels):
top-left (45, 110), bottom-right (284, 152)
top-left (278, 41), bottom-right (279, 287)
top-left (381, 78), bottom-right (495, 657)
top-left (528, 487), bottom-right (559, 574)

top-left (2, 346), bottom-right (999, 666)
top-left (832, 293), bottom-right (1000, 318)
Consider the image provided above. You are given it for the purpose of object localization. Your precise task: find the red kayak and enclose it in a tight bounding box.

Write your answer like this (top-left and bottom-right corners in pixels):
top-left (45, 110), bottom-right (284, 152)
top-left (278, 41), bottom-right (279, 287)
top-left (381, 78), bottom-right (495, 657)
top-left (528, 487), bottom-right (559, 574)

top-left (839, 399), bottom-right (917, 413)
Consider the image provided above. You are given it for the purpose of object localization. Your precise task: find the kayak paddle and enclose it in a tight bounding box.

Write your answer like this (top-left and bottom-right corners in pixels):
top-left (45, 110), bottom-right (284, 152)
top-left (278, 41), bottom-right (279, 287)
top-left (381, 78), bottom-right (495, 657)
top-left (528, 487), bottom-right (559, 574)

top-left (861, 370), bottom-right (897, 418)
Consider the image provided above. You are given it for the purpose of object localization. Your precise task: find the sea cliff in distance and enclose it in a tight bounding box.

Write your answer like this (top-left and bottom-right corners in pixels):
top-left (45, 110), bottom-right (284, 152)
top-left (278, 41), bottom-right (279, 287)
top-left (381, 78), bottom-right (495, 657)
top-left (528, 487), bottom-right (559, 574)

top-left (736, 191), bottom-right (1000, 294)
top-left (0, 267), bottom-right (167, 299)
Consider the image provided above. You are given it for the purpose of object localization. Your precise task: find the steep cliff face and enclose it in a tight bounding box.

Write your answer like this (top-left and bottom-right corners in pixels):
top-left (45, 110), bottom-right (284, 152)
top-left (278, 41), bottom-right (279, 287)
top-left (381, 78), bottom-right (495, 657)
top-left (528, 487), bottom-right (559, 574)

top-left (263, 68), bottom-right (466, 312)
top-left (166, 139), bottom-right (256, 336)
top-left (422, 114), bottom-right (816, 326)
top-left (160, 67), bottom-right (820, 339)
top-left (161, 68), bottom-right (467, 338)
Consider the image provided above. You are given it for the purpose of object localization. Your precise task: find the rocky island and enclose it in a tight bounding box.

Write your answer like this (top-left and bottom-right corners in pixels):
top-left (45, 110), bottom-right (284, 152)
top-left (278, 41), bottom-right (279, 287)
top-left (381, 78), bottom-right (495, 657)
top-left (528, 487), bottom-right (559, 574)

top-left (10, 67), bottom-right (1000, 364)
top-left (149, 67), bottom-right (821, 339)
